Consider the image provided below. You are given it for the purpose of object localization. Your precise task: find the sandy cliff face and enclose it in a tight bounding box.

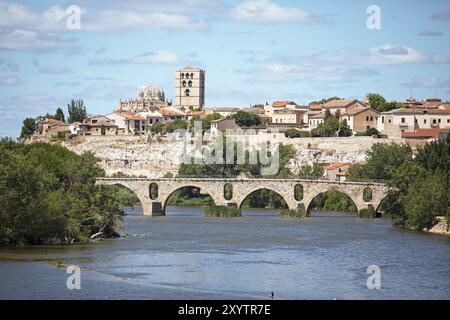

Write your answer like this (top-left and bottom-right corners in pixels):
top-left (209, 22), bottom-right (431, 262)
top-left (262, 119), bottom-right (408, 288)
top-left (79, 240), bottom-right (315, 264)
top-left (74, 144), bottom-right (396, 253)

top-left (63, 135), bottom-right (401, 177)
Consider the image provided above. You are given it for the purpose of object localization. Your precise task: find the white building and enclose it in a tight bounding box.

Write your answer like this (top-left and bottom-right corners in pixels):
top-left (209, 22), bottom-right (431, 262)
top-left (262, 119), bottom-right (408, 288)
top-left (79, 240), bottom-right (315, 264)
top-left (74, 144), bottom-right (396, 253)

top-left (377, 108), bottom-right (450, 138)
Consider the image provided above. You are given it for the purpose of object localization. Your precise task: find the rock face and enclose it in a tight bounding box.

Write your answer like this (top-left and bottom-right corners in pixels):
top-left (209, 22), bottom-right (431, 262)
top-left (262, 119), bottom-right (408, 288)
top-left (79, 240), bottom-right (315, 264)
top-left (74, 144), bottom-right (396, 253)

top-left (63, 135), bottom-right (402, 177)
top-left (426, 217), bottom-right (450, 236)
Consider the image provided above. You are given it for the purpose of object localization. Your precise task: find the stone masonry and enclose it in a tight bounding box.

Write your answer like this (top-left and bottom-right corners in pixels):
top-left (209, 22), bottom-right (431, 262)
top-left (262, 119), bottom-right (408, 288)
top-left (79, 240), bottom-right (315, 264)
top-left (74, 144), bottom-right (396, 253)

top-left (96, 177), bottom-right (389, 216)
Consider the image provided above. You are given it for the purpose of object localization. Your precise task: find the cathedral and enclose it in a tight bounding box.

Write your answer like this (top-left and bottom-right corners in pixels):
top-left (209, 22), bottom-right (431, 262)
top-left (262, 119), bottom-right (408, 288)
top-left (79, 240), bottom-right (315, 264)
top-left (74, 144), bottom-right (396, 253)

top-left (116, 66), bottom-right (205, 113)
top-left (116, 85), bottom-right (169, 113)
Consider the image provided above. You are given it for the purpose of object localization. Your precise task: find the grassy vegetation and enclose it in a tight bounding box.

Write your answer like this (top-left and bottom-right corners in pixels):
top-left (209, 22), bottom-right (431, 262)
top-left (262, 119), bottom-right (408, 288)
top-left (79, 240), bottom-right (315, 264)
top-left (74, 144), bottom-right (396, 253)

top-left (280, 208), bottom-right (307, 218)
top-left (204, 206), bottom-right (242, 217)
top-left (358, 207), bottom-right (376, 219)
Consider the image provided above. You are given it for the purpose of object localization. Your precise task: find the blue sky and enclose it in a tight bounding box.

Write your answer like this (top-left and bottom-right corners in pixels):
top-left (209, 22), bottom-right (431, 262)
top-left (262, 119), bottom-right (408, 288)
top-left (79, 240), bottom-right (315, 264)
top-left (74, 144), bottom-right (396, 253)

top-left (1, 0), bottom-right (449, 137)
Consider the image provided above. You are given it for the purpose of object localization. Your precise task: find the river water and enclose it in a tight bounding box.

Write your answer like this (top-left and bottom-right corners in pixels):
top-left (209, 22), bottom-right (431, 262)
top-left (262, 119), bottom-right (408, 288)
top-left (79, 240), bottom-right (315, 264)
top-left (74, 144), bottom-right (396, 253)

top-left (0, 206), bottom-right (449, 300)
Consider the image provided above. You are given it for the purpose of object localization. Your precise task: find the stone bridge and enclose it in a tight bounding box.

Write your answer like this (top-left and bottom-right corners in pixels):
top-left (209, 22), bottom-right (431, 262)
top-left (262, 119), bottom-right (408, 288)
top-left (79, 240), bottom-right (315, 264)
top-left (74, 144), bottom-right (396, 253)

top-left (96, 177), bottom-right (390, 216)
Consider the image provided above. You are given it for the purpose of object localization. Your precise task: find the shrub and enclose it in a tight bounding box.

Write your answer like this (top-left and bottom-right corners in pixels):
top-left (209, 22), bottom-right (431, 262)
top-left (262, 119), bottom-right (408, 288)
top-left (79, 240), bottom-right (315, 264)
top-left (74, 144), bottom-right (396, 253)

top-left (204, 206), bottom-right (241, 217)
top-left (280, 208), bottom-right (307, 218)
top-left (359, 207), bottom-right (376, 219)
top-left (285, 128), bottom-right (301, 138)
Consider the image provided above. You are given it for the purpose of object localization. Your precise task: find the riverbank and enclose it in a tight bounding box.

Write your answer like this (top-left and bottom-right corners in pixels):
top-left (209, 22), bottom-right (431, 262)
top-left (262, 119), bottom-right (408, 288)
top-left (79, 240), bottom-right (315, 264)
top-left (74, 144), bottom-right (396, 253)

top-left (426, 217), bottom-right (450, 236)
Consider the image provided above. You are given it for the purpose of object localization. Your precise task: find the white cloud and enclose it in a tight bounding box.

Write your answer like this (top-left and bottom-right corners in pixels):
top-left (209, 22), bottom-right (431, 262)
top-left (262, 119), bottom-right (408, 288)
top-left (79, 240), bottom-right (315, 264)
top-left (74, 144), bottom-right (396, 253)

top-left (82, 10), bottom-right (207, 32)
top-left (38, 66), bottom-right (74, 74)
top-left (232, 0), bottom-right (319, 23)
top-left (89, 51), bottom-right (179, 66)
top-left (0, 29), bottom-right (73, 52)
top-left (368, 44), bottom-right (426, 65)
top-left (0, 75), bottom-right (21, 86)
top-left (403, 77), bottom-right (449, 88)
top-left (431, 53), bottom-right (450, 64)
top-left (0, 0), bottom-right (208, 34)
top-left (132, 51), bottom-right (179, 64)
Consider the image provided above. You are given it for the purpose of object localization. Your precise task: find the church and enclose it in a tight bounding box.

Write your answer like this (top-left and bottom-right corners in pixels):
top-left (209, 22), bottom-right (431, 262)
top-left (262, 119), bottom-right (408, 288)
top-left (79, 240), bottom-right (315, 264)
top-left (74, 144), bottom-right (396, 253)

top-left (115, 66), bottom-right (205, 113)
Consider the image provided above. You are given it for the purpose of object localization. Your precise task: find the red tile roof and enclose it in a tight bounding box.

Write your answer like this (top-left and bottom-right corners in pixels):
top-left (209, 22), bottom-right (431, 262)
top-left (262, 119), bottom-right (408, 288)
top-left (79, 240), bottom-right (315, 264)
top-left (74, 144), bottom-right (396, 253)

top-left (273, 100), bottom-right (296, 108)
top-left (160, 107), bottom-right (186, 116)
top-left (401, 128), bottom-right (449, 139)
top-left (324, 162), bottom-right (350, 170)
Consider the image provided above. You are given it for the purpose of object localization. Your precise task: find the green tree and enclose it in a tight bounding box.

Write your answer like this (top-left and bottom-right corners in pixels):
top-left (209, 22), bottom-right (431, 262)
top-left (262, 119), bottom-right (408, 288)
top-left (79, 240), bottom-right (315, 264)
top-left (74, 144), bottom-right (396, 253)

top-left (166, 119), bottom-right (187, 133)
top-left (367, 93), bottom-right (387, 112)
top-left (298, 163), bottom-right (324, 180)
top-left (67, 99), bottom-right (87, 123)
top-left (0, 141), bottom-right (132, 246)
top-left (229, 111), bottom-right (261, 127)
top-left (285, 128), bottom-right (301, 138)
top-left (404, 175), bottom-right (447, 230)
top-left (191, 113), bottom-right (222, 133)
top-left (310, 114), bottom-right (340, 137)
top-left (20, 118), bottom-right (36, 139)
top-left (338, 119), bottom-right (352, 137)
top-left (310, 97), bottom-right (341, 105)
top-left (359, 143), bottom-right (412, 180)
top-left (55, 107), bottom-right (65, 122)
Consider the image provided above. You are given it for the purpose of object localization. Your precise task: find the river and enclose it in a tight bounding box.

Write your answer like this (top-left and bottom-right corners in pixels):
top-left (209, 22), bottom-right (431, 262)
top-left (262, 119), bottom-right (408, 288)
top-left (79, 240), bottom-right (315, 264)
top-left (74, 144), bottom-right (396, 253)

top-left (0, 206), bottom-right (449, 300)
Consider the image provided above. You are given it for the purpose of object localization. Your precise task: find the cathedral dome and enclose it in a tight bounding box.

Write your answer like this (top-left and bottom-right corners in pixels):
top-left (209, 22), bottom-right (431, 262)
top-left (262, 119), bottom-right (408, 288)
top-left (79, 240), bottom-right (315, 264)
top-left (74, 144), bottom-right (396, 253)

top-left (139, 85), bottom-right (165, 101)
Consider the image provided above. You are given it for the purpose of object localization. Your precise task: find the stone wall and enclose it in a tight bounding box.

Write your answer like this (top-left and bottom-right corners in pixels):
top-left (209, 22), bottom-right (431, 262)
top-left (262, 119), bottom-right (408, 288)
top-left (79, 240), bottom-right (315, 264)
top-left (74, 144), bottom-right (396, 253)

top-left (63, 135), bottom-right (403, 177)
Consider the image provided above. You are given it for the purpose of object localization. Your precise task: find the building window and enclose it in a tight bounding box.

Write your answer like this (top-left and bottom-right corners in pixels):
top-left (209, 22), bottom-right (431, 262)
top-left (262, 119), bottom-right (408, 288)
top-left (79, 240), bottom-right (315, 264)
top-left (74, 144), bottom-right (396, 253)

top-left (447, 119), bottom-right (450, 123)
top-left (181, 73), bottom-right (185, 79)
top-left (401, 117), bottom-right (405, 123)
top-left (182, 80), bottom-right (186, 87)
top-left (424, 119), bottom-right (427, 124)
top-left (185, 89), bottom-right (190, 96)
top-left (438, 119), bottom-right (441, 123)
top-left (433, 119), bottom-right (437, 124)
top-left (366, 116), bottom-right (369, 121)
top-left (190, 73), bottom-right (194, 78)
top-left (370, 116), bottom-right (373, 121)
top-left (188, 80), bottom-right (192, 87)
top-left (381, 116), bottom-right (384, 124)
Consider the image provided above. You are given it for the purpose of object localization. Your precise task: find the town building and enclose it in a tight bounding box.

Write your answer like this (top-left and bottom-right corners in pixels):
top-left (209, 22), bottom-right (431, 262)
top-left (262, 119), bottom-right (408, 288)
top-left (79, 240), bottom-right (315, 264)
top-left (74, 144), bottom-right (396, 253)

top-left (160, 106), bottom-right (187, 121)
top-left (377, 108), bottom-right (450, 138)
top-left (321, 99), bottom-right (367, 115)
top-left (210, 119), bottom-right (239, 135)
top-left (205, 107), bottom-right (239, 118)
top-left (79, 116), bottom-right (118, 136)
top-left (323, 162), bottom-right (351, 182)
top-left (342, 107), bottom-right (379, 133)
top-left (175, 66), bottom-right (205, 111)
top-left (401, 128), bottom-right (450, 148)
top-left (124, 115), bottom-right (146, 135)
top-left (308, 113), bottom-right (326, 129)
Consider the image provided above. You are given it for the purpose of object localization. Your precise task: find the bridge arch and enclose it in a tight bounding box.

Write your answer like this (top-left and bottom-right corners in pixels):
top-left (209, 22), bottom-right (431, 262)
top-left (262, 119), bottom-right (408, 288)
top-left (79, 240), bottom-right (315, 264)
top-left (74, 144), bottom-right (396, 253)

top-left (96, 181), bottom-right (150, 215)
top-left (160, 184), bottom-right (221, 215)
top-left (238, 187), bottom-right (291, 210)
top-left (305, 188), bottom-right (358, 215)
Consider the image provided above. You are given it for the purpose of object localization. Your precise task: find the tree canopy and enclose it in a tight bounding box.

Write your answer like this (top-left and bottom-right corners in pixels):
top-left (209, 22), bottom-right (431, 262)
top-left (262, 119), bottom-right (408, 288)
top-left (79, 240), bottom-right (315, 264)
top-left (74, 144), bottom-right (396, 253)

top-left (20, 118), bottom-right (36, 139)
top-left (0, 140), bottom-right (134, 246)
top-left (67, 99), bottom-right (87, 123)
top-left (229, 111), bottom-right (261, 128)
top-left (347, 137), bottom-right (450, 230)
